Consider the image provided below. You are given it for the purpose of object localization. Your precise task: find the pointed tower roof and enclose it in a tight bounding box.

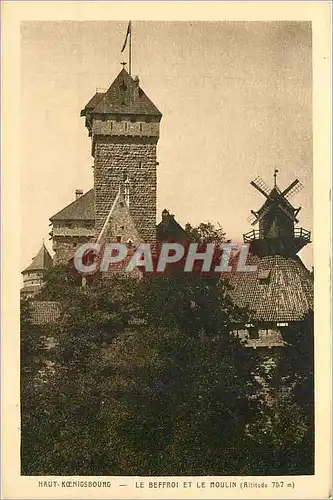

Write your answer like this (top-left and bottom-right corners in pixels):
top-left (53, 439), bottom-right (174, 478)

top-left (22, 243), bottom-right (53, 274)
top-left (81, 69), bottom-right (162, 117)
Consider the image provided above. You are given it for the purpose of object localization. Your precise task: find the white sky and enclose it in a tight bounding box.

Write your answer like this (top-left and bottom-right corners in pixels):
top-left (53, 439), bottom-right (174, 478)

top-left (21, 21), bottom-right (313, 270)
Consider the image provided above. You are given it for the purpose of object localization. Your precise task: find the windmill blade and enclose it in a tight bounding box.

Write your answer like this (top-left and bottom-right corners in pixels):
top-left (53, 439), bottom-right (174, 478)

top-left (250, 179), bottom-right (270, 198)
top-left (281, 179), bottom-right (299, 197)
top-left (251, 204), bottom-right (272, 225)
top-left (284, 181), bottom-right (304, 200)
top-left (254, 176), bottom-right (270, 194)
top-left (247, 213), bottom-right (257, 225)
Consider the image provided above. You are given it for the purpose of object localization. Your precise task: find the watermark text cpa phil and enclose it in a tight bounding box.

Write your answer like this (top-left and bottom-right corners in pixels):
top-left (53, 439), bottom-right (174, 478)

top-left (74, 242), bottom-right (258, 274)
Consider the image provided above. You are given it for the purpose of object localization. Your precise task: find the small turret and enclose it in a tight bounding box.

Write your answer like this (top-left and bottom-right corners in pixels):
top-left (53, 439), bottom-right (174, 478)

top-left (21, 242), bottom-right (53, 298)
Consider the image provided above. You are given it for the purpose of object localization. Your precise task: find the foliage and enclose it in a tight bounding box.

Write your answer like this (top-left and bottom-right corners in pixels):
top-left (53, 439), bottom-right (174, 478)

top-left (184, 222), bottom-right (226, 243)
top-left (20, 223), bottom-right (314, 476)
top-left (243, 312), bottom-right (314, 474)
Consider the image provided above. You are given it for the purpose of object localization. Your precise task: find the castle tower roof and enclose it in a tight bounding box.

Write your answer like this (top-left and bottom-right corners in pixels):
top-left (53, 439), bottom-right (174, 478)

top-left (22, 242), bottom-right (53, 274)
top-left (81, 68), bottom-right (162, 119)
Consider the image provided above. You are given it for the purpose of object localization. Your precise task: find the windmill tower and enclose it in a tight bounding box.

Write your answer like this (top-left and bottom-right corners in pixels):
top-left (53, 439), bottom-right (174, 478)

top-left (244, 172), bottom-right (311, 256)
top-left (228, 172), bottom-right (313, 349)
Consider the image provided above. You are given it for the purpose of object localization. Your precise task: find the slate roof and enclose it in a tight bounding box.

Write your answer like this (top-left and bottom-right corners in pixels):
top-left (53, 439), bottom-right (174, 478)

top-left (225, 253), bottom-right (313, 322)
top-left (50, 189), bottom-right (95, 222)
top-left (22, 243), bottom-right (53, 273)
top-left (81, 69), bottom-right (162, 117)
top-left (30, 301), bottom-right (62, 325)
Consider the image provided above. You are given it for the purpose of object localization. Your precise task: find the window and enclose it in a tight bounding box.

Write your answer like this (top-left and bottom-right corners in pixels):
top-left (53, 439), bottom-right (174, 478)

top-left (138, 161), bottom-right (143, 169)
top-left (258, 269), bottom-right (271, 283)
top-left (124, 122), bottom-right (128, 132)
top-left (110, 122), bottom-right (113, 131)
top-left (116, 236), bottom-right (122, 243)
top-left (248, 326), bottom-right (259, 340)
top-left (139, 123), bottom-right (143, 132)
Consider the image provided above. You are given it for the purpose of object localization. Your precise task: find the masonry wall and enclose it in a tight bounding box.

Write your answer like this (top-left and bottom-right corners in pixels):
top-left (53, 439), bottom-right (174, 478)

top-left (93, 135), bottom-right (158, 242)
top-left (92, 119), bottom-right (159, 138)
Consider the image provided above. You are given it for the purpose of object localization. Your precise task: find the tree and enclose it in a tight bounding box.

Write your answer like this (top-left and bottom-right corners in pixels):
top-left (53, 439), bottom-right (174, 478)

top-left (184, 222), bottom-right (226, 243)
top-left (20, 222), bottom-right (313, 476)
top-left (20, 299), bottom-right (55, 474)
top-left (243, 312), bottom-right (314, 474)
top-left (20, 222), bottom-right (259, 475)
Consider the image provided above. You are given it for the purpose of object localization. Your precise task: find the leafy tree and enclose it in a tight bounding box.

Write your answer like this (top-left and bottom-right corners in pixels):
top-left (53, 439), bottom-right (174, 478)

top-left (21, 239), bottom-right (259, 475)
top-left (243, 312), bottom-right (314, 474)
top-left (20, 222), bottom-right (314, 476)
top-left (184, 222), bottom-right (226, 243)
top-left (20, 299), bottom-right (54, 474)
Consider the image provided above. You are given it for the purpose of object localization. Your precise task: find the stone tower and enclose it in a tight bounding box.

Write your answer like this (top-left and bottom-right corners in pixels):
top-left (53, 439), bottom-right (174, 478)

top-left (81, 68), bottom-right (162, 242)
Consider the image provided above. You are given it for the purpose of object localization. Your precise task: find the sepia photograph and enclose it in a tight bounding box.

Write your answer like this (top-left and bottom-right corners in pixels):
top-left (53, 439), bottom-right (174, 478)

top-left (19, 18), bottom-right (315, 476)
top-left (1, 2), bottom-right (331, 499)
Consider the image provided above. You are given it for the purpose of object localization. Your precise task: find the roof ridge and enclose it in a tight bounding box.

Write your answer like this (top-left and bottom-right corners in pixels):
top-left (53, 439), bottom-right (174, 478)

top-left (50, 188), bottom-right (94, 221)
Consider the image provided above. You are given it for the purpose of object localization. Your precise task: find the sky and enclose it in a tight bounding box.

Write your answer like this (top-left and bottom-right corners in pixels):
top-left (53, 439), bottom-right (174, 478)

top-left (21, 21), bottom-right (313, 271)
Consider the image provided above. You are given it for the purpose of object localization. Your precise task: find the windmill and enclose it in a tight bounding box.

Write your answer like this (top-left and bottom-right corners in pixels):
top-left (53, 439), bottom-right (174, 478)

top-left (243, 171), bottom-right (310, 256)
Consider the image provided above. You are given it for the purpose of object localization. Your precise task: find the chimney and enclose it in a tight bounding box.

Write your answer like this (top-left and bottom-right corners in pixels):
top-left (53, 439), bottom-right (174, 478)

top-left (75, 189), bottom-right (83, 200)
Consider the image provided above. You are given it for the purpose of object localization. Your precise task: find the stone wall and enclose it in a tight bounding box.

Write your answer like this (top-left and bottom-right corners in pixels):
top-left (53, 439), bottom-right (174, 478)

top-left (93, 135), bottom-right (158, 242)
top-left (92, 119), bottom-right (159, 138)
top-left (53, 235), bottom-right (95, 265)
top-left (235, 327), bottom-right (284, 348)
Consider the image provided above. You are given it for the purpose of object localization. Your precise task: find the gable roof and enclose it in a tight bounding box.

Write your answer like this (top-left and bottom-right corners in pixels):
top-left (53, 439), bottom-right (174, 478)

top-left (50, 189), bottom-right (95, 222)
top-left (81, 69), bottom-right (162, 117)
top-left (97, 188), bottom-right (142, 245)
top-left (225, 253), bottom-right (313, 322)
top-left (22, 243), bottom-right (53, 273)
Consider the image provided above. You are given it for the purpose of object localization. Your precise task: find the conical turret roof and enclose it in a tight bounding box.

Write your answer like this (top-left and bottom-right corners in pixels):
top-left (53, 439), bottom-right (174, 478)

top-left (22, 243), bottom-right (53, 273)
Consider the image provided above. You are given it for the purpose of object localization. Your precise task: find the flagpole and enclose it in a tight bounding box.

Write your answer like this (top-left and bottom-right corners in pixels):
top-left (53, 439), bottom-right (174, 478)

top-left (129, 21), bottom-right (132, 75)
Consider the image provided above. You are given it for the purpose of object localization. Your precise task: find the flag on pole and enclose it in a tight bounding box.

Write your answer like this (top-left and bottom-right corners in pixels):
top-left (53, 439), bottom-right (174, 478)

top-left (121, 21), bottom-right (131, 52)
